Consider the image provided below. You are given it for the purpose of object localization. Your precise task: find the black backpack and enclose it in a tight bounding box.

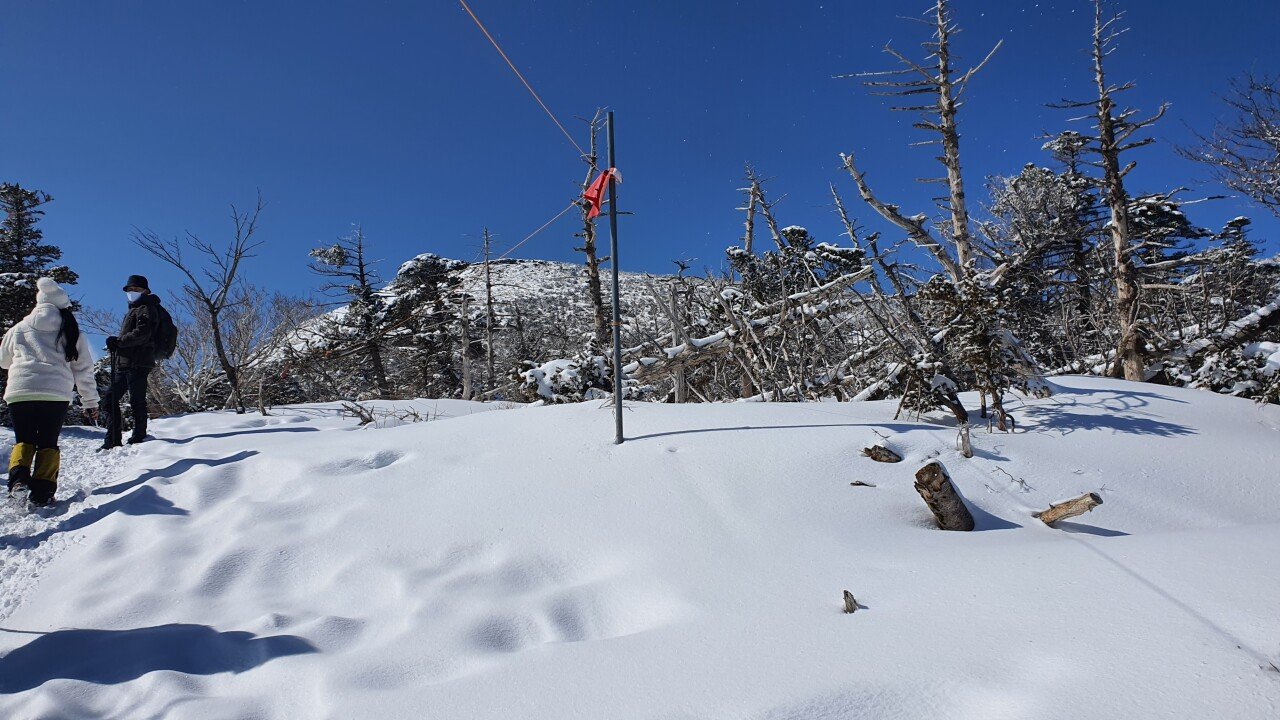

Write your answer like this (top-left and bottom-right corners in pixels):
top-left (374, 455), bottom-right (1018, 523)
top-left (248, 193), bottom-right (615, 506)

top-left (153, 303), bottom-right (179, 361)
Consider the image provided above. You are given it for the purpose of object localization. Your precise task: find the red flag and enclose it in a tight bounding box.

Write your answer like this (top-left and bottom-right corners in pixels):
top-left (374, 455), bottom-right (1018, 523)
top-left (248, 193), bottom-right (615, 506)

top-left (582, 167), bottom-right (621, 220)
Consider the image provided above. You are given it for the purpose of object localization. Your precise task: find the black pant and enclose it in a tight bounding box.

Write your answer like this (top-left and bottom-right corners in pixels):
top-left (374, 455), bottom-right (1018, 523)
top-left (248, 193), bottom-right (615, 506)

top-left (104, 366), bottom-right (151, 441)
top-left (10, 401), bottom-right (69, 449)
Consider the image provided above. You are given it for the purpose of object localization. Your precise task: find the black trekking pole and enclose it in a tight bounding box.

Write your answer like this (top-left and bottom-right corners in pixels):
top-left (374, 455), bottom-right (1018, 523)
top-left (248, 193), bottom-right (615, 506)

top-left (106, 350), bottom-right (122, 448)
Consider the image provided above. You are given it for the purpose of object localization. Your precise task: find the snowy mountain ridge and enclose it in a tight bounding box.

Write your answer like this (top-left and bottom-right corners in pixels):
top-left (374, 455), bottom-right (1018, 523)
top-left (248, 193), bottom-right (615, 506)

top-left (392, 254), bottom-right (671, 327)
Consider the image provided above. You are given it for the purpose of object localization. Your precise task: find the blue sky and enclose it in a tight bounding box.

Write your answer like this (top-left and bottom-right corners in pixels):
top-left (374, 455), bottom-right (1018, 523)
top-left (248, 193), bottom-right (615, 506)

top-left (3, 0), bottom-right (1277, 315)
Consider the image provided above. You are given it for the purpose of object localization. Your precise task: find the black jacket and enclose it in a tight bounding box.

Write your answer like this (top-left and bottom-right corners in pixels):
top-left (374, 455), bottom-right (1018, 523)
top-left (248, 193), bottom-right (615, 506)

top-left (115, 293), bottom-right (162, 369)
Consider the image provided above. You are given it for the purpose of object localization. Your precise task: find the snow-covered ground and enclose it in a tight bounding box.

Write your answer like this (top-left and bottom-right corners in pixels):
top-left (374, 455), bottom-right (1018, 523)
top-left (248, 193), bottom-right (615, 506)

top-left (2, 378), bottom-right (1279, 719)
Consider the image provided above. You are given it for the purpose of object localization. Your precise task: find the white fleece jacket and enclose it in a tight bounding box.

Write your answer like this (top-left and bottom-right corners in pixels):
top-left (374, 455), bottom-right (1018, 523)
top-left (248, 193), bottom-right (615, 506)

top-left (0, 303), bottom-right (100, 409)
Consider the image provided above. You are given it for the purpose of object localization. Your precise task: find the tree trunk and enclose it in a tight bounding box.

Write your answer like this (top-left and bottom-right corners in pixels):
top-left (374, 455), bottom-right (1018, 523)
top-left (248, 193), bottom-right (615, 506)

top-left (669, 285), bottom-right (688, 403)
top-left (914, 460), bottom-right (975, 531)
top-left (208, 307), bottom-right (245, 414)
top-left (1093, 6), bottom-right (1144, 382)
top-left (1036, 493), bottom-right (1103, 526)
top-left (365, 337), bottom-right (391, 400)
top-left (934, 0), bottom-right (975, 277)
top-left (483, 230), bottom-right (497, 389)
top-left (577, 112), bottom-right (610, 350)
top-left (459, 295), bottom-right (473, 401)
top-left (581, 220), bottom-right (609, 349)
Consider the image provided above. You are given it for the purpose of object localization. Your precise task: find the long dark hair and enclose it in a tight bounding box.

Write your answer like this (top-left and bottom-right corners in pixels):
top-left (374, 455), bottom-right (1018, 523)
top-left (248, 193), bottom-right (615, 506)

top-left (57, 308), bottom-right (80, 363)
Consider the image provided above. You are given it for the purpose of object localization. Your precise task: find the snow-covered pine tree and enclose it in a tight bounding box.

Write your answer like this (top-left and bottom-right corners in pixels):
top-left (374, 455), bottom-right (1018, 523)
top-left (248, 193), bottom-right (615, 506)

top-left (1191, 218), bottom-right (1273, 330)
top-left (1146, 217), bottom-right (1280, 401)
top-left (916, 277), bottom-right (1026, 430)
top-left (722, 222), bottom-right (867, 400)
top-left (0, 184), bottom-right (78, 332)
top-left (382, 253), bottom-right (467, 399)
top-left (981, 153), bottom-right (1106, 370)
top-left (1123, 192), bottom-right (1207, 351)
top-left (0, 183), bottom-right (79, 424)
top-left (307, 227), bottom-right (393, 399)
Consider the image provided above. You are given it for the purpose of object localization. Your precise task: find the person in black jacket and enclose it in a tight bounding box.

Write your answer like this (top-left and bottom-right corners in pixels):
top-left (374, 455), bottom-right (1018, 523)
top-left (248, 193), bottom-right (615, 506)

top-left (101, 274), bottom-right (162, 449)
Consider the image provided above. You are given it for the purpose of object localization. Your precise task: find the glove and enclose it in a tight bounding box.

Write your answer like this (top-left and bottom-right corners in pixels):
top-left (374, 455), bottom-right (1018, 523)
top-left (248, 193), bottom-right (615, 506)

top-left (106, 336), bottom-right (119, 352)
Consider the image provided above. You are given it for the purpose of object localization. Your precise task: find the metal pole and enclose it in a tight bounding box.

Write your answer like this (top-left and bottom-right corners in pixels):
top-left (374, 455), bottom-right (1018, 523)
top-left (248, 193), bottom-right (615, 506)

top-left (606, 111), bottom-right (624, 444)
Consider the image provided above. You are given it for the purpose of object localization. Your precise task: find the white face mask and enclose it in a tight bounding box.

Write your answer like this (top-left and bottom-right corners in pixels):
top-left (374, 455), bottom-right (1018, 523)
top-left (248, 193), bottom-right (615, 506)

top-left (126, 291), bottom-right (143, 303)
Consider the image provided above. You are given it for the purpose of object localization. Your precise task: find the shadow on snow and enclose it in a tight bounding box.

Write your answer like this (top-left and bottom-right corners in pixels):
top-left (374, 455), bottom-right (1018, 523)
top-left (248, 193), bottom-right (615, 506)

top-left (159, 426), bottom-right (320, 446)
top-left (1, 486), bottom-right (188, 551)
top-left (0, 624), bottom-right (317, 693)
top-left (92, 451), bottom-right (258, 497)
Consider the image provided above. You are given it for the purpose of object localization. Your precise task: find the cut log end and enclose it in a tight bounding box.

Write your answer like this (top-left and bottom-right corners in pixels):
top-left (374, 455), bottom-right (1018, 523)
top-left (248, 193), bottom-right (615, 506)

top-left (843, 590), bottom-right (858, 614)
top-left (913, 460), bottom-right (975, 532)
top-left (1036, 492), bottom-right (1103, 526)
top-left (861, 445), bottom-right (903, 463)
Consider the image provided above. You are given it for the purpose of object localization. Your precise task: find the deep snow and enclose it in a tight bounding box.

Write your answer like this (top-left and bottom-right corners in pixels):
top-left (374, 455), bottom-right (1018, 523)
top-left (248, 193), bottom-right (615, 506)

top-left (1, 379), bottom-right (1278, 719)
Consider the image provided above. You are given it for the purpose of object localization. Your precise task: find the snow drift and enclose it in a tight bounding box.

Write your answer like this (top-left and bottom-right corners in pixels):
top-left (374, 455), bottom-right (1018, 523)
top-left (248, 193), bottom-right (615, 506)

top-left (1, 379), bottom-right (1279, 719)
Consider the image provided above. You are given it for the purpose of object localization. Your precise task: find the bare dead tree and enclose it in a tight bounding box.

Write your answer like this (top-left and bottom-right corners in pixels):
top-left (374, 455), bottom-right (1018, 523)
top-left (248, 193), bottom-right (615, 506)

top-left (1051, 1), bottom-right (1169, 381)
top-left (839, 0), bottom-right (1001, 282)
top-left (226, 289), bottom-right (317, 410)
top-left (155, 291), bottom-right (221, 412)
top-left (743, 167), bottom-right (788, 253)
top-left (575, 108), bottom-right (610, 349)
top-left (1181, 74), bottom-right (1280, 219)
top-left (150, 286), bottom-right (314, 414)
top-left (738, 167), bottom-right (760, 256)
top-left (830, 0), bottom-right (1006, 431)
top-left (77, 306), bottom-right (123, 338)
top-left (831, 3), bottom-right (1043, 434)
top-left (831, 185), bottom-right (975, 427)
top-left (133, 192), bottom-right (266, 413)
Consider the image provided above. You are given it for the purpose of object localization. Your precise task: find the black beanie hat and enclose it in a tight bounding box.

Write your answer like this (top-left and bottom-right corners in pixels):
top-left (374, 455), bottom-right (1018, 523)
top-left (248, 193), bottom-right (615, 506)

top-left (123, 274), bottom-right (150, 291)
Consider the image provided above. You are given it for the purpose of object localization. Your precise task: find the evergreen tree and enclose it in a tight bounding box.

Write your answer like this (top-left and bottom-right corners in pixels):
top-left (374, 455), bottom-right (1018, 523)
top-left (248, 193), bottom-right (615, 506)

top-left (382, 253), bottom-right (466, 398)
top-left (0, 183), bottom-right (78, 333)
top-left (0, 184), bottom-right (81, 424)
top-left (308, 228), bottom-right (393, 399)
top-left (983, 161), bottom-right (1105, 368)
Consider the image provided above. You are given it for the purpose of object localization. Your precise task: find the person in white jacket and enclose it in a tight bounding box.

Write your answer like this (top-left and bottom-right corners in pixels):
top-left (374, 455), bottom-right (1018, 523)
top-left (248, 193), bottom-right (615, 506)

top-left (1, 277), bottom-right (99, 506)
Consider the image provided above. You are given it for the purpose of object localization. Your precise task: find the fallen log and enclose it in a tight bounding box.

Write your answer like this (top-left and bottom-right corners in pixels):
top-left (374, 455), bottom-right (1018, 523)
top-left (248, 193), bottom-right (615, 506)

top-left (913, 461), bottom-right (975, 531)
top-left (861, 445), bottom-right (902, 463)
top-left (1035, 492), bottom-right (1103, 526)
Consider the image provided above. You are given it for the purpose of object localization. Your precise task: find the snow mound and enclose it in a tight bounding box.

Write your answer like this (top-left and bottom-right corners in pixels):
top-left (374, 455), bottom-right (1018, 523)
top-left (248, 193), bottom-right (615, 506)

top-left (2, 378), bottom-right (1279, 718)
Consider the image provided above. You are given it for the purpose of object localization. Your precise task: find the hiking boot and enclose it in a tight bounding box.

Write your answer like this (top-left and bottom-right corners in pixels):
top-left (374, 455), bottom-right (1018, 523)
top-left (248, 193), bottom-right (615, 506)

top-left (127, 434), bottom-right (151, 445)
top-left (26, 477), bottom-right (55, 506)
top-left (7, 467), bottom-right (30, 496)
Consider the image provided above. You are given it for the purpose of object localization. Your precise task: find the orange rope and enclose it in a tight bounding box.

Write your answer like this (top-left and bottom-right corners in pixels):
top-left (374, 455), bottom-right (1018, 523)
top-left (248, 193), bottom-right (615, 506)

top-left (497, 201), bottom-right (577, 260)
top-left (457, 0), bottom-right (587, 157)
